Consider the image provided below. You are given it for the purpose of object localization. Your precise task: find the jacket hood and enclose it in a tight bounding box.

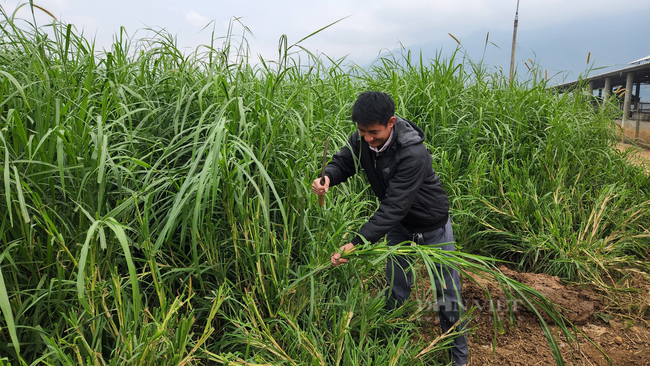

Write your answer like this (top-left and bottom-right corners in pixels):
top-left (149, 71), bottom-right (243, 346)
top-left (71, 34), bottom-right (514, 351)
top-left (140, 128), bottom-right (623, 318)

top-left (394, 116), bottom-right (424, 147)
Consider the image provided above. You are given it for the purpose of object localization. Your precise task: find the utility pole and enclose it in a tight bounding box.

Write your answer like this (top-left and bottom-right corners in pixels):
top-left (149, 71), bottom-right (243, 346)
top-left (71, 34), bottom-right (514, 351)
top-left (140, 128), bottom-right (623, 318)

top-left (509, 0), bottom-right (520, 83)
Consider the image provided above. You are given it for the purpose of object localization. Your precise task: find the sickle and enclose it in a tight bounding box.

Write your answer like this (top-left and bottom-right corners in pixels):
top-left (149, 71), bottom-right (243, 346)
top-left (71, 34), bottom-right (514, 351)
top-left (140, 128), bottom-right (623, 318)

top-left (318, 137), bottom-right (330, 207)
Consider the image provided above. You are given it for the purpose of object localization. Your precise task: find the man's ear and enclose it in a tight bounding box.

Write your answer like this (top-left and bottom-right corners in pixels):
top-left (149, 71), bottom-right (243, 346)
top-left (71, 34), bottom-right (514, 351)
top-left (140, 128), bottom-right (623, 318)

top-left (388, 116), bottom-right (396, 128)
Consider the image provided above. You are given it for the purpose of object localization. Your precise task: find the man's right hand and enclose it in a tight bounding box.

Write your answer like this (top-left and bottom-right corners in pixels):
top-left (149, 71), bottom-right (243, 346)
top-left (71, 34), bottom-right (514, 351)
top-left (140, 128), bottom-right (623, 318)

top-left (312, 176), bottom-right (330, 196)
top-left (331, 243), bottom-right (354, 267)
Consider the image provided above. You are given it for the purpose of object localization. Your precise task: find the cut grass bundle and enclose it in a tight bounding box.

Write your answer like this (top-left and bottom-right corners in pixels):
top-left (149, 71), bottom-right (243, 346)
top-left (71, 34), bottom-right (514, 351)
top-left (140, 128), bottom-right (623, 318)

top-left (283, 242), bottom-right (597, 365)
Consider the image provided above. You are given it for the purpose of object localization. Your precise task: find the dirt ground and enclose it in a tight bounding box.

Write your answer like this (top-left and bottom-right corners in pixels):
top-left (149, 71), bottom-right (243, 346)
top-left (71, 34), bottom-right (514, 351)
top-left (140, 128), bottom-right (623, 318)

top-left (416, 266), bottom-right (650, 365)
top-left (617, 143), bottom-right (650, 174)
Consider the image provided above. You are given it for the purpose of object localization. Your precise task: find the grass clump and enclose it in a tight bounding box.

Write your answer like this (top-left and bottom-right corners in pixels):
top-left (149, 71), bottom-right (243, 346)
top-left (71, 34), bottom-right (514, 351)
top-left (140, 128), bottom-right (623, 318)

top-left (0, 3), bottom-right (649, 365)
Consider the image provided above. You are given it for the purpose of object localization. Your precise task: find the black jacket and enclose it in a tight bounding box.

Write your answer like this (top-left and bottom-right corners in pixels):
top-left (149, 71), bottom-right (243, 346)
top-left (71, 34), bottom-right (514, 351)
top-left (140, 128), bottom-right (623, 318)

top-left (324, 117), bottom-right (450, 245)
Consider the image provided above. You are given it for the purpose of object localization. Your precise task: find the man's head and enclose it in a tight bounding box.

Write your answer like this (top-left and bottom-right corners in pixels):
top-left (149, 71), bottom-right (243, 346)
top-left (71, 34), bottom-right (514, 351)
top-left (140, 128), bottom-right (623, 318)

top-left (352, 91), bottom-right (395, 127)
top-left (352, 91), bottom-right (396, 148)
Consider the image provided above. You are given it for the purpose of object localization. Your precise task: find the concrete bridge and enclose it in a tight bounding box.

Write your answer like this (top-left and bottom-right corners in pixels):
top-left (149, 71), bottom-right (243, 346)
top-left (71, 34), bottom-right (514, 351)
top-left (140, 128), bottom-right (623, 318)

top-left (553, 56), bottom-right (650, 145)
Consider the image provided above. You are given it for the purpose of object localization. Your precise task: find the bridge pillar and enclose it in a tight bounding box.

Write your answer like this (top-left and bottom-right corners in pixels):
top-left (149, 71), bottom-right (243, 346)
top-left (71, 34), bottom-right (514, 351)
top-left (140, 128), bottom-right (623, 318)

top-left (603, 77), bottom-right (612, 107)
top-left (623, 72), bottom-right (634, 119)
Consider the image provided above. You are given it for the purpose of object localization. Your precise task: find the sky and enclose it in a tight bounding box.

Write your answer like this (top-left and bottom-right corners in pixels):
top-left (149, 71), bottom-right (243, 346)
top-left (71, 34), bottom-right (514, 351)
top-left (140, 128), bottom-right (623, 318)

top-left (2, 0), bottom-right (650, 96)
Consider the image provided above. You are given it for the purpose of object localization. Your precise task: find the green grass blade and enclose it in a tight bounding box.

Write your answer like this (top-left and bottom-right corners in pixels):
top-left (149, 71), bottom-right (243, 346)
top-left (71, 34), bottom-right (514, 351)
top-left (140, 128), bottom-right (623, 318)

top-left (0, 70), bottom-right (30, 109)
top-left (12, 166), bottom-right (30, 223)
top-left (0, 252), bottom-right (20, 357)
top-left (76, 220), bottom-right (101, 314)
top-left (0, 132), bottom-right (12, 227)
top-left (104, 218), bottom-right (141, 323)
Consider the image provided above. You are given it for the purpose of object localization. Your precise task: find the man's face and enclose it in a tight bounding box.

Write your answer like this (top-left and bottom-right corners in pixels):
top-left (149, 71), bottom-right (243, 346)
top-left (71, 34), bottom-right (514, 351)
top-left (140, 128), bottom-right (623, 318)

top-left (357, 117), bottom-right (395, 148)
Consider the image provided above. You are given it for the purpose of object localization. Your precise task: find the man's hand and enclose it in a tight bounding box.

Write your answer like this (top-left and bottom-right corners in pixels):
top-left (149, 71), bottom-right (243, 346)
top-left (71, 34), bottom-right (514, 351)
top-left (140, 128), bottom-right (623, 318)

top-left (331, 243), bottom-right (354, 267)
top-left (312, 176), bottom-right (330, 196)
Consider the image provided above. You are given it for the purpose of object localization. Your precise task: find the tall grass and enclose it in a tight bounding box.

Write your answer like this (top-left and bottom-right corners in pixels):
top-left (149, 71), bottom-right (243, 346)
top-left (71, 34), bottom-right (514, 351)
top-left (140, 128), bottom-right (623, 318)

top-left (1, 3), bottom-right (649, 365)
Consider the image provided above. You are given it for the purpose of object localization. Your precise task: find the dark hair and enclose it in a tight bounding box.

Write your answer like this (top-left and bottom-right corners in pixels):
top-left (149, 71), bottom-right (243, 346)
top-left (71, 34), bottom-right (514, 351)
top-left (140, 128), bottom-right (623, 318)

top-left (352, 91), bottom-right (395, 126)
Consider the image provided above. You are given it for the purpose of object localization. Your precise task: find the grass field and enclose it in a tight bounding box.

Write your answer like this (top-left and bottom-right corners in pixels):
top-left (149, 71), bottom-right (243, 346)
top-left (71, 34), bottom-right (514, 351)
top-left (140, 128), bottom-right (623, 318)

top-left (1, 5), bottom-right (649, 365)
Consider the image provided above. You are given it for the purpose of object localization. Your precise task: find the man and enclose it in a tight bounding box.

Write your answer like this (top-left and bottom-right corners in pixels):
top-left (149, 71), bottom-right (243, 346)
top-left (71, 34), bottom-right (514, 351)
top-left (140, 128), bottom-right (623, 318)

top-left (312, 91), bottom-right (468, 366)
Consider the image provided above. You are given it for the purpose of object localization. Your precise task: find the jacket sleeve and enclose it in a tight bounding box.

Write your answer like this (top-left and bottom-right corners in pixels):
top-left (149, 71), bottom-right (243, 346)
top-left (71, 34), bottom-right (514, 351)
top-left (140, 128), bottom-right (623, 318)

top-left (323, 133), bottom-right (360, 186)
top-left (352, 146), bottom-right (428, 245)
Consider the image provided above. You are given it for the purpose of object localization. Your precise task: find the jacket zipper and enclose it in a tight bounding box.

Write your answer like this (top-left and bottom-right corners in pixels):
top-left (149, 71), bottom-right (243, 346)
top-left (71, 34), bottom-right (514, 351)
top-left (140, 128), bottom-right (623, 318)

top-left (374, 151), bottom-right (388, 195)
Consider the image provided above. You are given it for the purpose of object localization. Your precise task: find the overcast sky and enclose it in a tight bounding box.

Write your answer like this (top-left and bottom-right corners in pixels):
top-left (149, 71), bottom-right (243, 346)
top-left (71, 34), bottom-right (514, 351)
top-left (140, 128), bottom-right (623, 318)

top-left (2, 0), bottom-right (650, 87)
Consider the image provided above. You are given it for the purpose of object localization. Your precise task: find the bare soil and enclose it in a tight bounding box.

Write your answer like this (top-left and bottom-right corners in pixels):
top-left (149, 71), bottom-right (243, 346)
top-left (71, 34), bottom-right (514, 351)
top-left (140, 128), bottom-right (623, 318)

top-left (416, 266), bottom-right (650, 365)
top-left (617, 143), bottom-right (650, 174)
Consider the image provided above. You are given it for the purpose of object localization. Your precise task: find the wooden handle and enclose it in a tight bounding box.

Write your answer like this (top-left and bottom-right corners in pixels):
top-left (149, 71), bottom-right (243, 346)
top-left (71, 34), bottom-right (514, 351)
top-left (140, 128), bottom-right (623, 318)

top-left (318, 194), bottom-right (325, 207)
